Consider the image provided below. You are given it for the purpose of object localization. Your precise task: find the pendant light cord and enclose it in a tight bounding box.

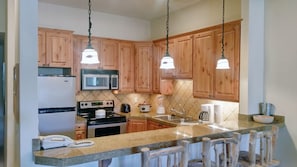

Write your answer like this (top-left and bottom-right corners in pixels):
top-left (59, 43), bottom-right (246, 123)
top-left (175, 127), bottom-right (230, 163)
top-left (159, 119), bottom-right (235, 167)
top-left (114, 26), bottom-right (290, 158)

top-left (221, 0), bottom-right (225, 58)
top-left (88, 0), bottom-right (92, 47)
top-left (165, 0), bottom-right (169, 55)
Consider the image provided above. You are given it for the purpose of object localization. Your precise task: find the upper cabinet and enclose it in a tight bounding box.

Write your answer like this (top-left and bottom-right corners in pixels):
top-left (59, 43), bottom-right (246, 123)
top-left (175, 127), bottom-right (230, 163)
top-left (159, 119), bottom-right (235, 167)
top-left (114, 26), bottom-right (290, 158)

top-left (193, 21), bottom-right (240, 101)
top-left (154, 35), bottom-right (193, 79)
top-left (100, 39), bottom-right (119, 70)
top-left (213, 23), bottom-right (240, 101)
top-left (118, 41), bottom-right (135, 93)
top-left (152, 41), bottom-right (174, 95)
top-left (173, 35), bottom-right (193, 79)
top-left (134, 42), bottom-right (153, 93)
top-left (38, 28), bottom-right (73, 68)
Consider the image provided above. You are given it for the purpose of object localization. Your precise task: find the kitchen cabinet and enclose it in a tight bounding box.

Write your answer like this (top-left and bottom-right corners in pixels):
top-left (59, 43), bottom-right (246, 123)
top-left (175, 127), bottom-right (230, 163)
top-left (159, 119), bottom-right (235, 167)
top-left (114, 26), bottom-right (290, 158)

top-left (152, 43), bottom-right (162, 93)
top-left (100, 38), bottom-right (119, 70)
top-left (152, 41), bottom-right (174, 94)
top-left (118, 41), bottom-right (135, 93)
top-left (75, 122), bottom-right (86, 140)
top-left (154, 39), bottom-right (176, 79)
top-left (38, 28), bottom-right (73, 68)
top-left (172, 35), bottom-right (193, 79)
top-left (147, 120), bottom-right (171, 130)
top-left (193, 22), bottom-right (240, 101)
top-left (134, 42), bottom-right (153, 93)
top-left (126, 118), bottom-right (147, 133)
top-left (154, 35), bottom-right (192, 79)
top-left (160, 79), bottom-right (174, 95)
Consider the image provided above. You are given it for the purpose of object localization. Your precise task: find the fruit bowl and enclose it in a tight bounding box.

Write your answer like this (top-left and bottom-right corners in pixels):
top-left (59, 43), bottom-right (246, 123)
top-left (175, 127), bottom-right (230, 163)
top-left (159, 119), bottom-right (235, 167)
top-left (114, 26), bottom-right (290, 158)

top-left (253, 115), bottom-right (274, 124)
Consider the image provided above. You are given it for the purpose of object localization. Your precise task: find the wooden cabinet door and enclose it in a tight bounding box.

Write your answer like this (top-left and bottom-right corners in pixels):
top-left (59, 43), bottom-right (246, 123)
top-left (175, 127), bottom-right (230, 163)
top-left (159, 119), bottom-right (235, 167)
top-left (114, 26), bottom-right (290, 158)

top-left (100, 39), bottom-right (118, 70)
top-left (147, 120), bottom-right (172, 130)
top-left (38, 29), bottom-right (46, 66)
top-left (213, 23), bottom-right (240, 101)
top-left (127, 119), bottom-right (147, 133)
top-left (118, 41), bottom-right (135, 93)
top-left (45, 30), bottom-right (73, 68)
top-left (75, 123), bottom-right (86, 140)
top-left (134, 42), bottom-right (153, 93)
top-left (174, 35), bottom-right (193, 79)
top-left (152, 42), bottom-right (163, 93)
top-left (147, 120), bottom-right (160, 130)
top-left (72, 36), bottom-right (83, 93)
top-left (193, 31), bottom-right (215, 99)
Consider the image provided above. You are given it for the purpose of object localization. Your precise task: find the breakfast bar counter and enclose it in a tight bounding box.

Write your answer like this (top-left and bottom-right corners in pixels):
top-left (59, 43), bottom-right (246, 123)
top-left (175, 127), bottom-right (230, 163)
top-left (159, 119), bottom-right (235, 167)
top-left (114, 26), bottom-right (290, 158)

top-left (33, 115), bottom-right (284, 166)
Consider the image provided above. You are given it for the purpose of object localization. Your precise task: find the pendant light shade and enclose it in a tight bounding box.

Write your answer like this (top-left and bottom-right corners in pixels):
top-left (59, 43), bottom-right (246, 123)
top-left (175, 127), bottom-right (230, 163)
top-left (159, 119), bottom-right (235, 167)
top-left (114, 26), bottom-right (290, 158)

top-left (81, 0), bottom-right (99, 64)
top-left (216, 58), bottom-right (230, 69)
top-left (160, 0), bottom-right (175, 69)
top-left (216, 0), bottom-right (230, 70)
top-left (81, 47), bottom-right (99, 64)
top-left (160, 52), bottom-right (175, 69)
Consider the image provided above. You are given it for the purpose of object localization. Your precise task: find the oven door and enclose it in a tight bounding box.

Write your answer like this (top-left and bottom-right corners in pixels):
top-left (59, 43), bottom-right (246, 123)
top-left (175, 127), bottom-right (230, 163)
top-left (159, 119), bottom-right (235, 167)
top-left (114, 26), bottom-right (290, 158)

top-left (87, 122), bottom-right (126, 138)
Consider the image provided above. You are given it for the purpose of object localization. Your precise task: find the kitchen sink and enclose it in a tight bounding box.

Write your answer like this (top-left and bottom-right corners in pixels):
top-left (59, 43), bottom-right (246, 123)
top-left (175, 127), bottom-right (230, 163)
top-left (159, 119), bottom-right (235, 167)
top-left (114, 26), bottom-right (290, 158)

top-left (152, 114), bottom-right (198, 124)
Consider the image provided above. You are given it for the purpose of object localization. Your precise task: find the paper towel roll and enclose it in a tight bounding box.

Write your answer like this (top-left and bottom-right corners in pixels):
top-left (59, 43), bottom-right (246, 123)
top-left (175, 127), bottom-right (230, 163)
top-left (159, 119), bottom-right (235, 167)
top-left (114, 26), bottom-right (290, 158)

top-left (214, 104), bottom-right (223, 124)
top-left (208, 104), bottom-right (214, 123)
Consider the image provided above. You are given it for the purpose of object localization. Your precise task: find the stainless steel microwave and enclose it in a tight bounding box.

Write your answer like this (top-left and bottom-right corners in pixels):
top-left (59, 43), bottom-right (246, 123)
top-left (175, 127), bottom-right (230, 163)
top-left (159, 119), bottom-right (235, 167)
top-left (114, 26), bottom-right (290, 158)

top-left (81, 69), bottom-right (119, 90)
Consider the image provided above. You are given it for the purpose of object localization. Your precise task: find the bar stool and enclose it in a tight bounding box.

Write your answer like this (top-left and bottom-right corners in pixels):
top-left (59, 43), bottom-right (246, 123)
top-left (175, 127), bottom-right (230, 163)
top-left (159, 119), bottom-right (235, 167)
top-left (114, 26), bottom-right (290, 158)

top-left (141, 140), bottom-right (190, 167)
top-left (238, 126), bottom-right (280, 167)
top-left (188, 132), bottom-right (241, 167)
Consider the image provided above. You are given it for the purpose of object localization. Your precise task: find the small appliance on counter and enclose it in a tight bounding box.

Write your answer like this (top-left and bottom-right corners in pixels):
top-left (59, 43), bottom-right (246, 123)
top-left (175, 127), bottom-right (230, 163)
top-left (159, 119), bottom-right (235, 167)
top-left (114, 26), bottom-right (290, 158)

top-left (198, 104), bottom-right (214, 123)
top-left (120, 103), bottom-right (131, 113)
top-left (138, 102), bottom-right (151, 113)
top-left (156, 96), bottom-right (165, 114)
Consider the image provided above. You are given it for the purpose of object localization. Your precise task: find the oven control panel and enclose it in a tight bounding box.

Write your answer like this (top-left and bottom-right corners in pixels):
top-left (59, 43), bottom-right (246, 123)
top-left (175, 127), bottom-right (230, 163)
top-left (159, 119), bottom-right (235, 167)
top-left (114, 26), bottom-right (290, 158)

top-left (79, 100), bottom-right (114, 109)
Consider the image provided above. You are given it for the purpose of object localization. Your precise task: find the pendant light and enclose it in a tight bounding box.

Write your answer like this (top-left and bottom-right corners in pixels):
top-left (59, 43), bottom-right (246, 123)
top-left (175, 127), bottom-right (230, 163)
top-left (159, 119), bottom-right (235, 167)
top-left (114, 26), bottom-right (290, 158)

top-left (81, 0), bottom-right (99, 64)
top-left (160, 0), bottom-right (175, 69)
top-left (216, 0), bottom-right (230, 69)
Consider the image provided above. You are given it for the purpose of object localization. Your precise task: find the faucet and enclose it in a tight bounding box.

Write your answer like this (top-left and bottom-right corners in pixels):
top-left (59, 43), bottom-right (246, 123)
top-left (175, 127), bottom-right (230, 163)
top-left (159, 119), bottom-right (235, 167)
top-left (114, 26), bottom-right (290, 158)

top-left (170, 104), bottom-right (187, 119)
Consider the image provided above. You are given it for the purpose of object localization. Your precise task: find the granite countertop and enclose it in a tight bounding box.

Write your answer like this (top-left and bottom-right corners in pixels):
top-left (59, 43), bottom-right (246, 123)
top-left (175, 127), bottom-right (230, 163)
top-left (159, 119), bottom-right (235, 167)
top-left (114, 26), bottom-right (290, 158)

top-left (34, 114), bottom-right (284, 167)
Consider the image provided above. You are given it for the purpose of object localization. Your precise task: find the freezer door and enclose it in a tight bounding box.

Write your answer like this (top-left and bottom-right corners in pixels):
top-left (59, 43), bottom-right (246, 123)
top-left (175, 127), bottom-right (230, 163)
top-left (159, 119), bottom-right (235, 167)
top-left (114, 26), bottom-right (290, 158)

top-left (38, 76), bottom-right (76, 108)
top-left (38, 110), bottom-right (76, 138)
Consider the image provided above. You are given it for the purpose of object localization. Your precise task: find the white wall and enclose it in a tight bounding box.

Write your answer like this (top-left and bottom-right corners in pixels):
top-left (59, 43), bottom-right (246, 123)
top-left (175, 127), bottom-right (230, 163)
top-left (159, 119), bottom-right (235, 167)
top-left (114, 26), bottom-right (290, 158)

top-left (38, 2), bottom-right (151, 41)
top-left (265, 0), bottom-right (297, 166)
top-left (151, 0), bottom-right (241, 40)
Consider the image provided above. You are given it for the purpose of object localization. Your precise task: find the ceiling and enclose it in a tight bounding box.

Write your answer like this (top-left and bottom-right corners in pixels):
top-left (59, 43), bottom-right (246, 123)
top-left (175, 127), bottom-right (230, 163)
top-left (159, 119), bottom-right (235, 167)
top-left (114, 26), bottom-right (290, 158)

top-left (38, 0), bottom-right (202, 20)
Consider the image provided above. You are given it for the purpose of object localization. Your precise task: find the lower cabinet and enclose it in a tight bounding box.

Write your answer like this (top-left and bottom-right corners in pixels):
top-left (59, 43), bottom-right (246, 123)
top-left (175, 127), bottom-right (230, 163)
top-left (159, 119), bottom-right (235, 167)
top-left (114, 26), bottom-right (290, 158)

top-left (127, 118), bottom-right (173, 133)
top-left (147, 120), bottom-right (172, 130)
top-left (75, 123), bottom-right (87, 140)
top-left (126, 118), bottom-right (147, 133)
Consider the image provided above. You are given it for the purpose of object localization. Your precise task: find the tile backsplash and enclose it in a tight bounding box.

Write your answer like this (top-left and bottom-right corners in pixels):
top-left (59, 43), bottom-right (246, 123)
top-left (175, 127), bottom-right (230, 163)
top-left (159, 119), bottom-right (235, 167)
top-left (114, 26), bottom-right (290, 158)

top-left (76, 79), bottom-right (239, 122)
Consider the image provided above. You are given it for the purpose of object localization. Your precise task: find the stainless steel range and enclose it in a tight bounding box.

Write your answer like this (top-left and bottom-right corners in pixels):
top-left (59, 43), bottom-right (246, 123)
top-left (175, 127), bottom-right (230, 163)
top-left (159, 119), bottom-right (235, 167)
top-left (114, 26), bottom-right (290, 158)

top-left (77, 100), bottom-right (127, 138)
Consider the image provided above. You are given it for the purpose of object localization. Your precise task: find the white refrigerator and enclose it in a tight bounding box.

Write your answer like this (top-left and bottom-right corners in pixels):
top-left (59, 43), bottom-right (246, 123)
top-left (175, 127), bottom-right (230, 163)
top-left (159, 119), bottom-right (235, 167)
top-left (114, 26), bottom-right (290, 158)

top-left (38, 76), bottom-right (76, 138)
